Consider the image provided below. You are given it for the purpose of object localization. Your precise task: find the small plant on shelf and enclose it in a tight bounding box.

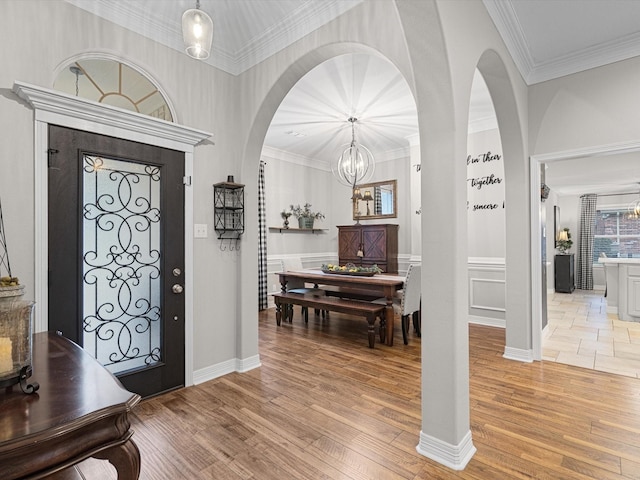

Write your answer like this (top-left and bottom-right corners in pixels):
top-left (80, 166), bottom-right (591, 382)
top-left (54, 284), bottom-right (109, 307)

top-left (556, 227), bottom-right (573, 254)
top-left (289, 203), bottom-right (324, 220)
top-left (280, 210), bottom-right (292, 229)
top-left (288, 203), bottom-right (324, 229)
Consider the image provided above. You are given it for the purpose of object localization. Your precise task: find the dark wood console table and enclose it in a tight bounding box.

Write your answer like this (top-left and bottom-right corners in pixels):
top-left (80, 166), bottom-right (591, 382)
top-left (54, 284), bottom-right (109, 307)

top-left (0, 332), bottom-right (141, 479)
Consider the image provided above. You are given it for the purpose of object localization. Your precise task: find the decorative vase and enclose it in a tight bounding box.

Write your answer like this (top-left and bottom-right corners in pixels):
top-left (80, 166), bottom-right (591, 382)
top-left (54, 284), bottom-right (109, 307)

top-left (283, 218), bottom-right (289, 229)
top-left (0, 284), bottom-right (25, 310)
top-left (0, 284), bottom-right (39, 393)
top-left (298, 217), bottom-right (314, 229)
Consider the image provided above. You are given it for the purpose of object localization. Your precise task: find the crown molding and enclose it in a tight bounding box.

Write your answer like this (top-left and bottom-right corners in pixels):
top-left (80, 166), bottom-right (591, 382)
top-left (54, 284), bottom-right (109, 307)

top-left (232, 0), bottom-right (363, 75)
top-left (484, 0), bottom-right (640, 85)
top-left (13, 81), bottom-right (212, 148)
top-left (482, 0), bottom-right (534, 83)
top-left (527, 30), bottom-right (640, 84)
top-left (261, 143), bottom-right (408, 171)
top-left (64, 0), bottom-right (363, 76)
top-left (261, 145), bottom-right (330, 172)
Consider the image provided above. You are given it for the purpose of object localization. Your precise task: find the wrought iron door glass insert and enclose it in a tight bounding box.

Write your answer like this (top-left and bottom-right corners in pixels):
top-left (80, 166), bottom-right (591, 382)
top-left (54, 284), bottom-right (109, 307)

top-left (82, 155), bottom-right (161, 374)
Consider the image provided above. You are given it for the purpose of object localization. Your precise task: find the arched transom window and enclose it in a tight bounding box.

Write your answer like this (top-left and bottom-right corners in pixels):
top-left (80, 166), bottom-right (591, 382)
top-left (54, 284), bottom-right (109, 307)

top-left (54, 59), bottom-right (173, 122)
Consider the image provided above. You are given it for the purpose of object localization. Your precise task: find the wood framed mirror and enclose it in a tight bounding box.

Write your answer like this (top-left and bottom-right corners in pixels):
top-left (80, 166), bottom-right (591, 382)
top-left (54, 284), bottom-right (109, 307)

top-left (352, 179), bottom-right (397, 220)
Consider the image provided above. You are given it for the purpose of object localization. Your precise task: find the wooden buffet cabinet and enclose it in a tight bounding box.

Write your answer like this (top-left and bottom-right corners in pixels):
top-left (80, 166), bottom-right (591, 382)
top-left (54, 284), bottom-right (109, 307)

top-left (337, 224), bottom-right (398, 274)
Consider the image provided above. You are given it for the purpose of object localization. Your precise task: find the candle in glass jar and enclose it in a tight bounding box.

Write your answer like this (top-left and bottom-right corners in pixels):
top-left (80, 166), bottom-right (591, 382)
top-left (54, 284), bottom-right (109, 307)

top-left (0, 337), bottom-right (13, 374)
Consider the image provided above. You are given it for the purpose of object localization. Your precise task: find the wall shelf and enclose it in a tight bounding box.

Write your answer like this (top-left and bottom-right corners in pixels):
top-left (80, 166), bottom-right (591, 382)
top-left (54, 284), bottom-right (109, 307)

top-left (214, 181), bottom-right (244, 240)
top-left (269, 227), bottom-right (327, 234)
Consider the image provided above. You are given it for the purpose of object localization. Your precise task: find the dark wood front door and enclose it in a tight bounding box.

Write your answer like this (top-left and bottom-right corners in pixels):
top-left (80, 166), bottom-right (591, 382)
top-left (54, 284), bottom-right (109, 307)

top-left (48, 125), bottom-right (185, 398)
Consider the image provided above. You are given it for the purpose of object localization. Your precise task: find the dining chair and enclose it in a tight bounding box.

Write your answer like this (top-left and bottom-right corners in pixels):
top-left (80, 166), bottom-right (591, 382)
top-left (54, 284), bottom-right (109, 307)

top-left (374, 263), bottom-right (421, 345)
top-left (280, 258), bottom-right (325, 321)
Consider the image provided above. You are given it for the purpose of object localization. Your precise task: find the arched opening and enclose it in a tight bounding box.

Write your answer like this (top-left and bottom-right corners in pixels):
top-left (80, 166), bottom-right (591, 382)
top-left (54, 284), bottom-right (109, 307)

top-left (466, 69), bottom-right (506, 331)
top-left (261, 52), bottom-right (419, 291)
top-left (476, 50), bottom-right (532, 362)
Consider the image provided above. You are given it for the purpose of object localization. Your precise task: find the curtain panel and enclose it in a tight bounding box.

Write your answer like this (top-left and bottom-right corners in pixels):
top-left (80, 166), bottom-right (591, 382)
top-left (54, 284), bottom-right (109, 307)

top-left (258, 161), bottom-right (268, 310)
top-left (576, 193), bottom-right (597, 290)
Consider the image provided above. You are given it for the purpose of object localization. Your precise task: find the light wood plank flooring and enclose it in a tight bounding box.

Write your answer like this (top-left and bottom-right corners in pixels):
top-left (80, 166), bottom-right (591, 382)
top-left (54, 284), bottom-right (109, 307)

top-left (74, 307), bottom-right (640, 479)
top-left (545, 288), bottom-right (640, 378)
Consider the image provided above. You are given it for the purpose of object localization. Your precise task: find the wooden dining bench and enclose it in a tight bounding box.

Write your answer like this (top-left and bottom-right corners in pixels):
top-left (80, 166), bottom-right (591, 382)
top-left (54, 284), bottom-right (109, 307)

top-left (272, 291), bottom-right (386, 348)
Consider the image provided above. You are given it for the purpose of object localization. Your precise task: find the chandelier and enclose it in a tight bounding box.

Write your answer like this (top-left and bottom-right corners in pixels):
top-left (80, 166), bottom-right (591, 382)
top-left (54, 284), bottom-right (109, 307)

top-left (331, 117), bottom-right (375, 187)
top-left (182, 0), bottom-right (213, 60)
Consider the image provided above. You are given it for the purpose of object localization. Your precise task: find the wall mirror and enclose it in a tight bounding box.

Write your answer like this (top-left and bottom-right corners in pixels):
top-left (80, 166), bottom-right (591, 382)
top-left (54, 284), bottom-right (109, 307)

top-left (352, 179), bottom-right (397, 220)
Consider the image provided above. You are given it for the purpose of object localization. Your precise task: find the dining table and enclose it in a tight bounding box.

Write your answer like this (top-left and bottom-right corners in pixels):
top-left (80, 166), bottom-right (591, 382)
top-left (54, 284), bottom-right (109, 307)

top-left (277, 269), bottom-right (404, 346)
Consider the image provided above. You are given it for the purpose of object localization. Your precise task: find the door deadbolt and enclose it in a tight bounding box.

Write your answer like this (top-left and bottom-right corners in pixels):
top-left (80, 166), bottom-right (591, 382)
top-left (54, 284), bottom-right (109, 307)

top-left (172, 284), bottom-right (184, 294)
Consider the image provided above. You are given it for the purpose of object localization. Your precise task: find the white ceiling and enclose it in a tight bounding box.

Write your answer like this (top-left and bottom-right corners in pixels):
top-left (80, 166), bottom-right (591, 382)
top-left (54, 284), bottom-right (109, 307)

top-left (263, 53), bottom-right (418, 165)
top-left (483, 0), bottom-right (640, 85)
top-left (65, 0), bottom-right (363, 75)
top-left (64, 0), bottom-right (640, 193)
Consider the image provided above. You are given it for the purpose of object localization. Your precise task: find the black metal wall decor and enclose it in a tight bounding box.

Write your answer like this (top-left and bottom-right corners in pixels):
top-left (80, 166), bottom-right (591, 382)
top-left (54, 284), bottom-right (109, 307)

top-left (541, 183), bottom-right (550, 201)
top-left (214, 180), bottom-right (245, 250)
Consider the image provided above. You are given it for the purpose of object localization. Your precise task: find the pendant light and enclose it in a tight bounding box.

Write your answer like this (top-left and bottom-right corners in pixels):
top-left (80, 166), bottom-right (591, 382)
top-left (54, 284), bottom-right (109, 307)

top-left (332, 117), bottom-right (375, 188)
top-left (628, 198), bottom-right (640, 219)
top-left (182, 0), bottom-right (213, 60)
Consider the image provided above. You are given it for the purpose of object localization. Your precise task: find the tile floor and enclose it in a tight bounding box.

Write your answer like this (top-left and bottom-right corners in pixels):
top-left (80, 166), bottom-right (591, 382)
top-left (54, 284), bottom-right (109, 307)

top-left (544, 288), bottom-right (640, 378)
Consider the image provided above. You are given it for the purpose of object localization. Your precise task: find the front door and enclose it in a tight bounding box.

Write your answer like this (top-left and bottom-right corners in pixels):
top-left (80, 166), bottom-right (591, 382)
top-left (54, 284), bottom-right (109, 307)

top-left (48, 125), bottom-right (185, 398)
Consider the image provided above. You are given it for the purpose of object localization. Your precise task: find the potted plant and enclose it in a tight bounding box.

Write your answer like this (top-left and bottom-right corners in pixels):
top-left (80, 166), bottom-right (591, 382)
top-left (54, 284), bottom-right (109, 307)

top-left (289, 203), bottom-right (325, 229)
top-left (556, 227), bottom-right (573, 254)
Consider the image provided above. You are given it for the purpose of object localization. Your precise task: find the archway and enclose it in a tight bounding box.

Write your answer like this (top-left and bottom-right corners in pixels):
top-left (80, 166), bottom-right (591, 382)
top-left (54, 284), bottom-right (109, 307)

top-left (476, 50), bottom-right (532, 361)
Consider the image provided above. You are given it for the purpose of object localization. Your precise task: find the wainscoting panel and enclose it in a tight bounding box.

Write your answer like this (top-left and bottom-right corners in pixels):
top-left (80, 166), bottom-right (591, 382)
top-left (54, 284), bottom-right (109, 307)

top-left (468, 257), bottom-right (505, 327)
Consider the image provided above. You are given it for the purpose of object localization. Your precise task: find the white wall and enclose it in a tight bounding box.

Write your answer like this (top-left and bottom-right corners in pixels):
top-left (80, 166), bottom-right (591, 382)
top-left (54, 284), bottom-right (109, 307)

top-left (466, 128), bottom-right (506, 324)
top-left (0, 0), bottom-right (240, 373)
top-left (263, 148), bottom-right (411, 260)
top-left (530, 56), bottom-right (640, 155)
top-left (467, 128), bottom-right (505, 258)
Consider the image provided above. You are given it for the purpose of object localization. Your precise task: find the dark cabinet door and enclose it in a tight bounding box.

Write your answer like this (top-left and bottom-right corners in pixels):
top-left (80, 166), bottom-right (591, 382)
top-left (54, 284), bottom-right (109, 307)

top-left (554, 254), bottom-right (575, 293)
top-left (338, 226), bottom-right (362, 262)
top-left (337, 224), bottom-right (398, 273)
top-left (362, 225), bottom-right (388, 263)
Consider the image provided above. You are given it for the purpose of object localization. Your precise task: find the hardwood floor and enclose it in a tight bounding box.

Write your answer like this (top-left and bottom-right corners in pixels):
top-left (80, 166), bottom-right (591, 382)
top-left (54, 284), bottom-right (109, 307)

top-left (75, 308), bottom-right (640, 479)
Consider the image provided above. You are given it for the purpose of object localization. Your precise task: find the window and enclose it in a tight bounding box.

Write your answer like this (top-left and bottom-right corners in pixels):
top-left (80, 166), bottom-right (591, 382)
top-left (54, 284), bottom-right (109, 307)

top-left (54, 59), bottom-right (173, 122)
top-left (594, 208), bottom-right (640, 262)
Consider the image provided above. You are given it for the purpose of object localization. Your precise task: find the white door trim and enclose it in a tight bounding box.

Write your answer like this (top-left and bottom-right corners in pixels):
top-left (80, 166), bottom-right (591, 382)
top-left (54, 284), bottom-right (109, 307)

top-left (13, 81), bottom-right (212, 387)
top-left (529, 139), bottom-right (640, 362)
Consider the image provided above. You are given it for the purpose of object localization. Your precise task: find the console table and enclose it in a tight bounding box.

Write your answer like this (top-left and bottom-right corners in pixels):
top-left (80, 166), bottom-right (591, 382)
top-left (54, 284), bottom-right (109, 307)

top-left (0, 332), bottom-right (141, 479)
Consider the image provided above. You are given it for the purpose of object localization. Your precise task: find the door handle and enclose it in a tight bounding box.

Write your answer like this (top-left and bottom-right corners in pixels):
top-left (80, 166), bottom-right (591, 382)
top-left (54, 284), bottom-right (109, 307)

top-left (172, 284), bottom-right (184, 294)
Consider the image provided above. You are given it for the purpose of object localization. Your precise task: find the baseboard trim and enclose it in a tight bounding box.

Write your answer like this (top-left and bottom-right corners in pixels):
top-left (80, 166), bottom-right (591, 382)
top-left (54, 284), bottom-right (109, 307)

top-left (416, 429), bottom-right (476, 471)
top-left (237, 354), bottom-right (262, 373)
top-left (468, 315), bottom-right (505, 328)
top-left (503, 346), bottom-right (534, 363)
top-left (193, 354), bottom-right (262, 385)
